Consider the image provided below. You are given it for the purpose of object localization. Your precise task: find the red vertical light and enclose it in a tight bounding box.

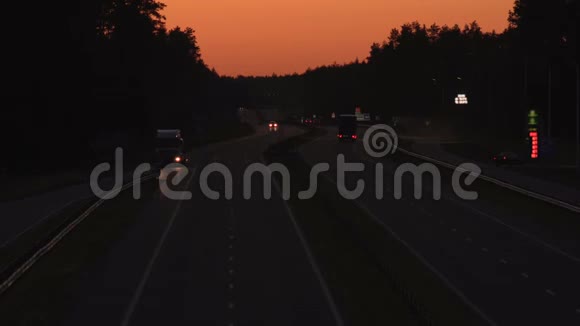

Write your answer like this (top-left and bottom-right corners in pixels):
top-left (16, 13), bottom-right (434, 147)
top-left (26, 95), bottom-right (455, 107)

top-left (530, 132), bottom-right (539, 159)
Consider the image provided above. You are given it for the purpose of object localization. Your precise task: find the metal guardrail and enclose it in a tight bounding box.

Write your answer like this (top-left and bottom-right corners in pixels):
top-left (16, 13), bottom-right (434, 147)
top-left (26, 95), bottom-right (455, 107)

top-left (0, 173), bottom-right (157, 296)
top-left (397, 147), bottom-right (580, 214)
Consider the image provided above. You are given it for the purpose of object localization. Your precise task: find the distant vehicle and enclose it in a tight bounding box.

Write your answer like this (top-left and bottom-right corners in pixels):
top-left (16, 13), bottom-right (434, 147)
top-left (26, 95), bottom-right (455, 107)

top-left (268, 121), bottom-right (279, 131)
top-left (155, 129), bottom-right (187, 166)
top-left (337, 114), bottom-right (357, 141)
top-left (492, 151), bottom-right (522, 166)
top-left (303, 117), bottom-right (320, 126)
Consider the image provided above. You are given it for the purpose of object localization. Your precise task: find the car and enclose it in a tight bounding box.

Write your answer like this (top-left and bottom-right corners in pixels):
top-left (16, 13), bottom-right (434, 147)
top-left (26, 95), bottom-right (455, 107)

top-left (492, 151), bottom-right (523, 166)
top-left (303, 117), bottom-right (320, 126)
top-left (337, 114), bottom-right (358, 141)
top-left (268, 121), bottom-right (279, 131)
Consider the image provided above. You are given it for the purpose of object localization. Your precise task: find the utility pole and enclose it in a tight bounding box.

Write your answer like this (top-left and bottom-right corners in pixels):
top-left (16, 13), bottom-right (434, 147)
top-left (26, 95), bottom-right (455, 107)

top-left (548, 65), bottom-right (552, 138)
top-left (576, 61), bottom-right (580, 174)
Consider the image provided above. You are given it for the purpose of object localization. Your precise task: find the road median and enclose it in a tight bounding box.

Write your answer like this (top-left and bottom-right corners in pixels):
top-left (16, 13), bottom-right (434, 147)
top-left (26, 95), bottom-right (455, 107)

top-left (264, 128), bottom-right (490, 326)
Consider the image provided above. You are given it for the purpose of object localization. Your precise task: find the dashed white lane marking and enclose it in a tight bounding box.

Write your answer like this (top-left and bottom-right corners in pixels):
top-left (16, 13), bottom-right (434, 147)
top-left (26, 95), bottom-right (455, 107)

top-left (545, 289), bottom-right (556, 296)
top-left (521, 273), bottom-right (529, 279)
top-left (465, 237), bottom-right (473, 243)
top-left (481, 248), bottom-right (489, 253)
top-left (575, 308), bottom-right (580, 314)
top-left (229, 269), bottom-right (234, 276)
top-left (500, 259), bottom-right (508, 265)
top-left (451, 228), bottom-right (457, 232)
top-left (228, 302), bottom-right (235, 309)
top-left (228, 256), bottom-right (234, 262)
top-left (448, 198), bottom-right (580, 264)
top-left (228, 283), bottom-right (234, 290)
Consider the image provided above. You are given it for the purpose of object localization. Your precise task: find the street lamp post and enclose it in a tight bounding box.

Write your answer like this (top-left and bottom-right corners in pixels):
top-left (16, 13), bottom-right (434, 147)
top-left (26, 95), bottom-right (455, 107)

top-left (432, 78), bottom-right (445, 109)
top-left (576, 62), bottom-right (580, 174)
top-left (548, 65), bottom-right (552, 138)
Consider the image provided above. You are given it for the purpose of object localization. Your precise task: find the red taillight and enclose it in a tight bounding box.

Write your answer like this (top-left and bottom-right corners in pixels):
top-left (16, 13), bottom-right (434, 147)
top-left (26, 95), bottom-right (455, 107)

top-left (352, 135), bottom-right (357, 139)
top-left (274, 123), bottom-right (278, 127)
top-left (269, 124), bottom-right (273, 127)
top-left (338, 134), bottom-right (343, 138)
top-left (503, 156), bottom-right (507, 160)
top-left (175, 156), bottom-right (182, 163)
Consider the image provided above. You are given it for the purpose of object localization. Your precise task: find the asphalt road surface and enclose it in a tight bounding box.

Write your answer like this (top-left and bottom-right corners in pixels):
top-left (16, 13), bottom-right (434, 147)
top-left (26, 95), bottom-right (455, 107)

top-left (63, 124), bottom-right (341, 326)
top-left (299, 126), bottom-right (580, 326)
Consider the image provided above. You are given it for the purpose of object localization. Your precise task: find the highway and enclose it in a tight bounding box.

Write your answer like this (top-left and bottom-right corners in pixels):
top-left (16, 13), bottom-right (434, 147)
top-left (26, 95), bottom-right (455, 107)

top-left (299, 126), bottom-right (580, 326)
top-left (3, 122), bottom-right (580, 325)
top-left (60, 124), bottom-right (340, 326)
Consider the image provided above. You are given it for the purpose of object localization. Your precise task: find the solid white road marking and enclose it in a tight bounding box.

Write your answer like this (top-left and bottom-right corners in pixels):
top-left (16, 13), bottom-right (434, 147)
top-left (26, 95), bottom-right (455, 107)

top-left (121, 168), bottom-right (195, 326)
top-left (271, 174), bottom-right (345, 326)
top-left (0, 173), bottom-right (159, 296)
top-left (0, 198), bottom-right (81, 249)
top-left (397, 147), bottom-right (580, 214)
top-left (317, 172), bottom-right (498, 326)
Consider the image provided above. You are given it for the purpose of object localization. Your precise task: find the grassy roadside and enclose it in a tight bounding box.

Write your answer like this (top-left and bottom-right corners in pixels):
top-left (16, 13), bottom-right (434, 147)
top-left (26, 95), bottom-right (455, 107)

top-left (264, 129), bottom-right (487, 326)
top-left (1, 123), bottom-right (254, 203)
top-left (0, 197), bottom-right (96, 280)
top-left (442, 142), bottom-right (580, 190)
top-left (0, 172), bottom-right (88, 203)
top-left (390, 149), bottom-right (580, 247)
top-left (0, 179), bottom-right (158, 325)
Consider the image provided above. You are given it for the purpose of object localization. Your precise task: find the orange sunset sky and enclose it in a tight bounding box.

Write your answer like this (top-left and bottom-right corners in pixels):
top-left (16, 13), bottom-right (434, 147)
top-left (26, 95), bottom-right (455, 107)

top-left (161, 0), bottom-right (515, 76)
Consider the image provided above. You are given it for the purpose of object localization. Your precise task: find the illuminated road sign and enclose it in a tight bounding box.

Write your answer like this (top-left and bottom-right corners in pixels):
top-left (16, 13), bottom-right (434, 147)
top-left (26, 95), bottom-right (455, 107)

top-left (455, 94), bottom-right (468, 105)
top-left (528, 110), bottom-right (539, 127)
